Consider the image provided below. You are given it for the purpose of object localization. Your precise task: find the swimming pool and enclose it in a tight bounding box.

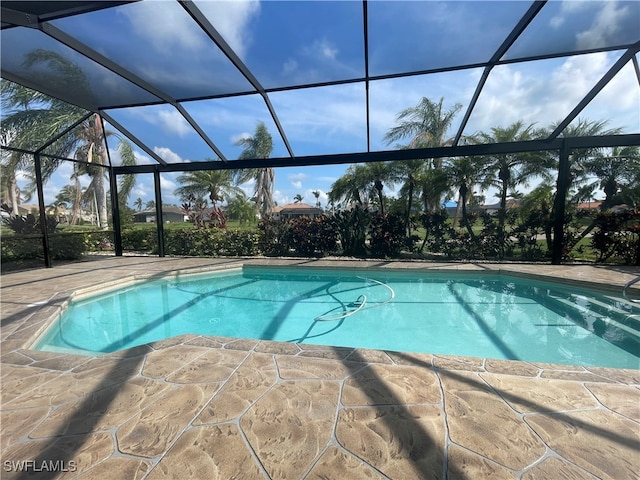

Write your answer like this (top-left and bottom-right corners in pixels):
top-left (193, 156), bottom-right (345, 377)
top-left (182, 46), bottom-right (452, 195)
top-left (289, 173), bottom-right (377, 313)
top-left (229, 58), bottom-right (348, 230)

top-left (36, 266), bottom-right (640, 368)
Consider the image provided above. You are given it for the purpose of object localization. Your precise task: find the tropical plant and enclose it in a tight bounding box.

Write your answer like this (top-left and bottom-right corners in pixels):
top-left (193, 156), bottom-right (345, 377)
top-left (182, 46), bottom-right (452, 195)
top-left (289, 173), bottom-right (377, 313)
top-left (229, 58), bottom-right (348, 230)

top-left (174, 168), bottom-right (240, 210)
top-left (293, 193), bottom-right (303, 204)
top-left (312, 190), bottom-right (321, 208)
top-left (134, 197), bottom-right (143, 211)
top-left (226, 190), bottom-right (257, 226)
top-left (235, 122), bottom-right (275, 217)
top-left (473, 121), bottom-right (554, 258)
top-left (384, 97), bottom-right (463, 214)
top-left (1, 53), bottom-right (137, 230)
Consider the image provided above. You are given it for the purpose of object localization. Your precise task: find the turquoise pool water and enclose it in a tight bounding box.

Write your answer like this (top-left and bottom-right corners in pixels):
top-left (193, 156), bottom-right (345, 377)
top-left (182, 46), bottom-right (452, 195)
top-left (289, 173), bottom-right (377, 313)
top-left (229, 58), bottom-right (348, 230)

top-left (36, 267), bottom-right (640, 368)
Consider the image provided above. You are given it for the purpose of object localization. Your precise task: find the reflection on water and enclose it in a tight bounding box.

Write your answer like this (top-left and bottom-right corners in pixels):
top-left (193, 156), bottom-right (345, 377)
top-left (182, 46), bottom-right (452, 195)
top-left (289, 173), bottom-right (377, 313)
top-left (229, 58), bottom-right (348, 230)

top-left (37, 269), bottom-right (640, 369)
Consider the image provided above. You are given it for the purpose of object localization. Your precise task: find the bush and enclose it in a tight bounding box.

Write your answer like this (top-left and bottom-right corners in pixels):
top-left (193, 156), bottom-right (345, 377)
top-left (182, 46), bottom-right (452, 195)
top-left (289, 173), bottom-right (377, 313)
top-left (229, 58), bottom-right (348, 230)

top-left (288, 216), bottom-right (338, 256)
top-left (257, 216), bottom-right (291, 256)
top-left (48, 233), bottom-right (87, 260)
top-left (121, 227), bottom-right (157, 252)
top-left (163, 228), bottom-right (260, 257)
top-left (369, 213), bottom-right (405, 258)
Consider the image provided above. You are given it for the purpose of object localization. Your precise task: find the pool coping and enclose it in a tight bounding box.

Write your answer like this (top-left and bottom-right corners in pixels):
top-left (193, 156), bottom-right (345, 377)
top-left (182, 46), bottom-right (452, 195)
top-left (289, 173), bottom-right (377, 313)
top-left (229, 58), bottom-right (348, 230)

top-left (2, 256), bottom-right (639, 479)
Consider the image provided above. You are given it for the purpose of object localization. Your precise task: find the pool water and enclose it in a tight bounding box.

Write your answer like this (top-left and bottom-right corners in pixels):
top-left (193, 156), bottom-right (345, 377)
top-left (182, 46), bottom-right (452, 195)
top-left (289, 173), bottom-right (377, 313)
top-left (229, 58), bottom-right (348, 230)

top-left (36, 267), bottom-right (640, 368)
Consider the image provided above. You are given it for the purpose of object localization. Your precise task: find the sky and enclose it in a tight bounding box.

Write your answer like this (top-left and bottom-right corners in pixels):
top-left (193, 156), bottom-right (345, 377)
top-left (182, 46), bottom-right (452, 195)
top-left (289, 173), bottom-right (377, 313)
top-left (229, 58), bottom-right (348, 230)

top-left (4, 0), bottom-right (639, 210)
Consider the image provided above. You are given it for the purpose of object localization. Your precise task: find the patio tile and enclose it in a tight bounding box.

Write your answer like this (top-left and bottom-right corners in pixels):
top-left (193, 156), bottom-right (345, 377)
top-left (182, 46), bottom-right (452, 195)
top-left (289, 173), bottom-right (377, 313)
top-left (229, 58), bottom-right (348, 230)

top-left (116, 383), bottom-right (218, 458)
top-left (521, 457), bottom-right (598, 480)
top-left (0, 406), bottom-right (50, 448)
top-left (336, 404), bottom-right (445, 479)
top-left (585, 383), bottom-right (640, 421)
top-left (241, 380), bottom-right (340, 479)
top-left (276, 355), bottom-right (364, 380)
top-left (306, 446), bottom-right (386, 479)
top-left (147, 425), bottom-right (263, 480)
top-left (73, 457), bottom-right (151, 480)
top-left (0, 432), bottom-right (114, 480)
top-left (29, 377), bottom-right (172, 437)
top-left (141, 345), bottom-right (210, 379)
top-left (342, 363), bottom-right (441, 406)
top-left (526, 410), bottom-right (640, 480)
top-left (193, 353), bottom-right (277, 424)
top-left (165, 348), bottom-right (248, 384)
top-left (446, 445), bottom-right (514, 480)
top-left (479, 373), bottom-right (598, 413)
top-left (440, 371), bottom-right (546, 470)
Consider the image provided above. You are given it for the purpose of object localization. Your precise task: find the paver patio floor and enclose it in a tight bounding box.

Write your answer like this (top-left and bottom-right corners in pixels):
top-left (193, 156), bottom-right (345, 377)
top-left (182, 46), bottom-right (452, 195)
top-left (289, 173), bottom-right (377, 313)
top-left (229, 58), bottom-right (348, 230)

top-left (1, 257), bottom-right (639, 479)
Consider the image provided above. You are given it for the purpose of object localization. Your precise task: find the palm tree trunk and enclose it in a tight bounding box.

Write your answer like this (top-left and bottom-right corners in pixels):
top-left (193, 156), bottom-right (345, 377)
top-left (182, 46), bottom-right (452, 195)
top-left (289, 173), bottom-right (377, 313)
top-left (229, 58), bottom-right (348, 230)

top-left (9, 176), bottom-right (20, 215)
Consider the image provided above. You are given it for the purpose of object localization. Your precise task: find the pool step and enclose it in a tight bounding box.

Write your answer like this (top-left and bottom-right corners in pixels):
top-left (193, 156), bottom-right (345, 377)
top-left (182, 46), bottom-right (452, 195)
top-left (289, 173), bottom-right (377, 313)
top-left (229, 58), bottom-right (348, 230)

top-left (546, 293), bottom-right (640, 341)
top-left (573, 295), bottom-right (640, 329)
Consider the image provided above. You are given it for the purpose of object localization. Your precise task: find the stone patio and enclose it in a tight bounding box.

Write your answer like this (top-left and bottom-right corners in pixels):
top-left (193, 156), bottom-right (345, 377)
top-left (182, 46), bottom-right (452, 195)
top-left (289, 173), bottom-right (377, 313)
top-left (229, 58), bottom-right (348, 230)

top-left (1, 256), bottom-right (639, 479)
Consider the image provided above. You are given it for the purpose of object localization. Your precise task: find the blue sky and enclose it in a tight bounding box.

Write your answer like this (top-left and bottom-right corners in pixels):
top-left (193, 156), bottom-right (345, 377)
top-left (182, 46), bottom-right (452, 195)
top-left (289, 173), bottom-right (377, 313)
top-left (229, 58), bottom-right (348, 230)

top-left (6, 0), bottom-right (639, 209)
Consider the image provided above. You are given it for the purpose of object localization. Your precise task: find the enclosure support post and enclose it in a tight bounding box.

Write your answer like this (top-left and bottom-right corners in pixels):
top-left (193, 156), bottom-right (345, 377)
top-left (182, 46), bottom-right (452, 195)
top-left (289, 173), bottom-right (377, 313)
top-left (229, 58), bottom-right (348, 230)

top-left (154, 168), bottom-right (165, 257)
top-left (34, 153), bottom-right (52, 268)
top-left (552, 140), bottom-right (570, 265)
top-left (109, 167), bottom-right (123, 256)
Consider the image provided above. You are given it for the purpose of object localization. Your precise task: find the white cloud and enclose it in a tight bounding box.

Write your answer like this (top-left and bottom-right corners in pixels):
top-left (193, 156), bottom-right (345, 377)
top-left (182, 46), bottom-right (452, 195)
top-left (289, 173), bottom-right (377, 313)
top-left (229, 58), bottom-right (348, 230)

top-left (231, 132), bottom-right (252, 144)
top-left (304, 188), bottom-right (327, 207)
top-left (153, 147), bottom-right (185, 164)
top-left (288, 172), bottom-right (308, 190)
top-left (303, 39), bottom-right (338, 61)
top-left (121, 2), bottom-right (207, 52)
top-left (194, 0), bottom-right (260, 59)
top-left (576, 1), bottom-right (629, 50)
top-left (464, 52), bottom-right (617, 134)
top-left (157, 110), bottom-right (191, 138)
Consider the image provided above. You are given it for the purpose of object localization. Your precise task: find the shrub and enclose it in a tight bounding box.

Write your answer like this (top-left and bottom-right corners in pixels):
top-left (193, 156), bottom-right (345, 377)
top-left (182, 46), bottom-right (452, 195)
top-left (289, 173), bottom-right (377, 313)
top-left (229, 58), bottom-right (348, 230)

top-left (369, 212), bottom-right (405, 258)
top-left (121, 227), bottom-right (157, 252)
top-left (257, 216), bottom-right (291, 256)
top-left (333, 206), bottom-right (370, 257)
top-left (48, 233), bottom-right (87, 260)
top-left (163, 228), bottom-right (260, 257)
top-left (288, 216), bottom-right (338, 256)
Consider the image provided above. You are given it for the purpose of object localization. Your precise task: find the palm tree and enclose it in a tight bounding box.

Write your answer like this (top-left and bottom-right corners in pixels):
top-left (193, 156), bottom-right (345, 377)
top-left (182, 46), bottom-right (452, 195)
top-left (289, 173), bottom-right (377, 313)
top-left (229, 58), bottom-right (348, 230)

top-left (235, 122), bottom-right (275, 217)
top-left (312, 190), bottom-right (321, 208)
top-left (174, 168), bottom-right (241, 210)
top-left (226, 190), bottom-right (257, 226)
top-left (445, 156), bottom-right (488, 238)
top-left (145, 200), bottom-right (155, 210)
top-left (293, 193), bottom-right (303, 204)
top-left (1, 54), bottom-right (137, 230)
top-left (583, 145), bottom-right (639, 208)
top-left (328, 164), bottom-right (373, 209)
top-left (474, 121), bottom-right (554, 257)
top-left (384, 97), bottom-right (463, 214)
top-left (134, 197), bottom-right (143, 211)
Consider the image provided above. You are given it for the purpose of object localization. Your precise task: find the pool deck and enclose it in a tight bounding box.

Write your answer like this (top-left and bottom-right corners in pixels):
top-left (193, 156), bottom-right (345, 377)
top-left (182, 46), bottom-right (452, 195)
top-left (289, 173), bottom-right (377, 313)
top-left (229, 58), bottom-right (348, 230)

top-left (1, 256), bottom-right (639, 479)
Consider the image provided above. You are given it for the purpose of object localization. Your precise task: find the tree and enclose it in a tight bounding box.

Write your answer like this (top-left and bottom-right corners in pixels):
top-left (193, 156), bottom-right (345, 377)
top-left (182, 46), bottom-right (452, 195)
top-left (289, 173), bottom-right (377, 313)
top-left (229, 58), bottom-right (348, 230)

top-left (145, 200), bottom-right (155, 210)
top-left (1, 54), bottom-right (137, 229)
top-left (312, 190), bottom-right (321, 208)
top-left (235, 122), bottom-right (275, 217)
top-left (226, 191), bottom-right (257, 226)
top-left (134, 197), bottom-right (143, 211)
top-left (328, 164), bottom-right (373, 209)
top-left (293, 193), bottom-right (303, 204)
top-left (474, 121), bottom-right (554, 257)
top-left (445, 156), bottom-right (488, 239)
top-left (174, 168), bottom-right (241, 210)
top-left (384, 97), bottom-right (463, 214)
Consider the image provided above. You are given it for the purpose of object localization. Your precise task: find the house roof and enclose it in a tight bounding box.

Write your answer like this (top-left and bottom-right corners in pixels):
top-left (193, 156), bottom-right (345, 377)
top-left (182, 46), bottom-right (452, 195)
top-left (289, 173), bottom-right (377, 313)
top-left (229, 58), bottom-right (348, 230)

top-left (1, 1), bottom-right (638, 174)
top-left (273, 203), bottom-right (323, 213)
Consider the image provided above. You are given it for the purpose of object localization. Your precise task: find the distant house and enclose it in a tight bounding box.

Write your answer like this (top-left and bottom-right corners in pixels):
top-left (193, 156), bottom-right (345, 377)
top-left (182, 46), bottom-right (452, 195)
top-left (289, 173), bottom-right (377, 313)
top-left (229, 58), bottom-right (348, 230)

top-left (475, 198), bottom-right (520, 215)
top-left (272, 202), bottom-right (324, 220)
top-left (576, 200), bottom-right (603, 211)
top-left (133, 206), bottom-right (188, 223)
